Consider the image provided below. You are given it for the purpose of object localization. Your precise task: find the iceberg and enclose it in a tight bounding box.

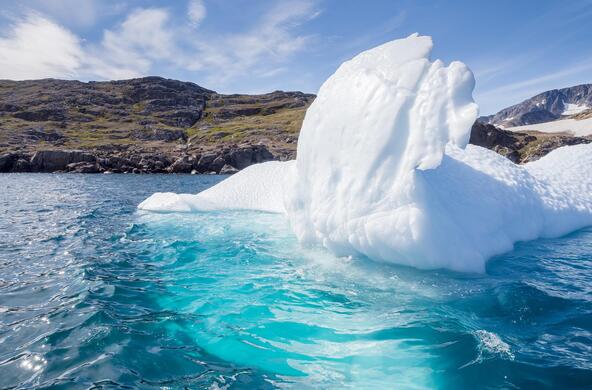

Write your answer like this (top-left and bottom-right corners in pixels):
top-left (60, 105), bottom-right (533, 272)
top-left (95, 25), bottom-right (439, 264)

top-left (139, 34), bottom-right (592, 272)
top-left (138, 160), bottom-right (292, 213)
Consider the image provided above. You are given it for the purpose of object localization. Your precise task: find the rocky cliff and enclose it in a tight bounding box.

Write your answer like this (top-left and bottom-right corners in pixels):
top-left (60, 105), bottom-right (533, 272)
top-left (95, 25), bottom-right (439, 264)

top-left (0, 77), bottom-right (313, 173)
top-left (0, 77), bottom-right (588, 173)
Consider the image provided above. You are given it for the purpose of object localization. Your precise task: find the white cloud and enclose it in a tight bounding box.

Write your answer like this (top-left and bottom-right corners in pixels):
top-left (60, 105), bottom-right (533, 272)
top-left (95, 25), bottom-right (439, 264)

top-left (0, 9), bottom-right (175, 81)
top-left (188, 0), bottom-right (206, 26)
top-left (258, 67), bottom-right (287, 78)
top-left (0, 1), bottom-right (320, 87)
top-left (0, 8), bottom-right (178, 81)
top-left (85, 7), bottom-right (177, 79)
top-left (104, 8), bottom-right (175, 60)
top-left (187, 0), bottom-right (321, 86)
top-left (0, 14), bottom-right (83, 80)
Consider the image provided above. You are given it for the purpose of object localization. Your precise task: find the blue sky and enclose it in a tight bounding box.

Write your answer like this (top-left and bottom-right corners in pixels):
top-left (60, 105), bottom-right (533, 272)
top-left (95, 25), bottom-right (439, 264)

top-left (0, 0), bottom-right (591, 114)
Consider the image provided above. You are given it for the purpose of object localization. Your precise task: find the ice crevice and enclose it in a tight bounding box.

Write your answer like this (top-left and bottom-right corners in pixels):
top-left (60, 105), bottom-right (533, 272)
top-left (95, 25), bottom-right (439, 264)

top-left (139, 33), bottom-right (592, 273)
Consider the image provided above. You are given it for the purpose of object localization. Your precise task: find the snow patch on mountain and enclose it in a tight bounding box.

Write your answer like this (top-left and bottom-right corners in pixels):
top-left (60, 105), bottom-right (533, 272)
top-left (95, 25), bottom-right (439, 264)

top-left (562, 103), bottom-right (589, 116)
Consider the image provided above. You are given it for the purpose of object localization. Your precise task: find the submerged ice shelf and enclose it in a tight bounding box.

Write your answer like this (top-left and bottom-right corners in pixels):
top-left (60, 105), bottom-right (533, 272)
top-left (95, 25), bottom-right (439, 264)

top-left (139, 34), bottom-right (592, 272)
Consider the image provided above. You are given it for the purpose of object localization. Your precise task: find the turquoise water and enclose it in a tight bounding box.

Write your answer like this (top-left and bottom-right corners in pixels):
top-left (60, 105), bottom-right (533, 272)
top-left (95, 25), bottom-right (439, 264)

top-left (1, 174), bottom-right (591, 389)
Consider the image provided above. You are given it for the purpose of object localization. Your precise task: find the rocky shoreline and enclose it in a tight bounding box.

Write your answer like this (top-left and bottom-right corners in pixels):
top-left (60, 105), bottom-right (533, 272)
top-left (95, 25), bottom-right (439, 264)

top-left (2, 121), bottom-right (590, 174)
top-left (0, 143), bottom-right (279, 174)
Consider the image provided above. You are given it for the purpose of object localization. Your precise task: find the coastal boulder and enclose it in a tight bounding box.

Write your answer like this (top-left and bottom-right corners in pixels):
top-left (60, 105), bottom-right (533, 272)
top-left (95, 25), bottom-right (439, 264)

top-left (227, 145), bottom-right (276, 169)
top-left (219, 164), bottom-right (239, 175)
top-left (67, 162), bottom-right (101, 173)
top-left (30, 150), bottom-right (96, 172)
top-left (12, 158), bottom-right (32, 172)
top-left (252, 145), bottom-right (275, 163)
top-left (228, 148), bottom-right (253, 169)
top-left (195, 153), bottom-right (217, 172)
top-left (98, 156), bottom-right (133, 172)
top-left (0, 153), bottom-right (17, 172)
top-left (211, 156), bottom-right (227, 173)
top-left (138, 155), bottom-right (169, 172)
top-left (167, 156), bottom-right (193, 173)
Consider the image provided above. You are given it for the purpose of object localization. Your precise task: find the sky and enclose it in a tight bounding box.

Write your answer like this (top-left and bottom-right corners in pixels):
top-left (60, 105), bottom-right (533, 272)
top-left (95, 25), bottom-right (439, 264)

top-left (0, 0), bottom-right (591, 114)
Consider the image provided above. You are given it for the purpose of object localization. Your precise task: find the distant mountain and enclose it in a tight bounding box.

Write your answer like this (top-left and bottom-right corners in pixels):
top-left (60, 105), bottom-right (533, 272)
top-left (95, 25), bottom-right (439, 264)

top-left (480, 83), bottom-right (592, 127)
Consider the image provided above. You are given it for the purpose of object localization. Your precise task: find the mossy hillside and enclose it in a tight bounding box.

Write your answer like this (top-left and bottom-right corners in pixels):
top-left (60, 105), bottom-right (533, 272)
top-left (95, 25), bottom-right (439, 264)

top-left (0, 77), bottom-right (314, 157)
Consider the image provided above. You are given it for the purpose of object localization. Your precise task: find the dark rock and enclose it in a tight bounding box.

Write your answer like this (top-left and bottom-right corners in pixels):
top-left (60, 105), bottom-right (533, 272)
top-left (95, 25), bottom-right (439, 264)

top-left (156, 110), bottom-right (202, 127)
top-left (0, 153), bottom-right (17, 172)
top-left (470, 121), bottom-right (527, 162)
top-left (517, 110), bottom-right (558, 126)
top-left (30, 150), bottom-right (96, 172)
top-left (0, 103), bottom-right (21, 112)
top-left (167, 156), bottom-right (193, 173)
top-left (138, 155), bottom-right (169, 172)
top-left (13, 107), bottom-right (67, 122)
top-left (132, 128), bottom-right (187, 142)
top-left (214, 107), bottom-right (262, 119)
top-left (195, 153), bottom-right (217, 172)
top-left (120, 76), bottom-right (213, 103)
top-left (228, 148), bottom-right (254, 169)
top-left (505, 150), bottom-right (521, 163)
top-left (98, 156), bottom-right (133, 171)
top-left (219, 164), bottom-right (239, 175)
top-left (211, 156), bottom-right (226, 173)
top-left (66, 162), bottom-right (101, 173)
top-left (211, 131), bottom-right (230, 139)
top-left (12, 158), bottom-right (32, 172)
top-left (252, 145), bottom-right (275, 163)
top-left (469, 121), bottom-right (518, 150)
top-left (227, 145), bottom-right (275, 169)
top-left (145, 97), bottom-right (199, 111)
top-left (23, 128), bottom-right (64, 142)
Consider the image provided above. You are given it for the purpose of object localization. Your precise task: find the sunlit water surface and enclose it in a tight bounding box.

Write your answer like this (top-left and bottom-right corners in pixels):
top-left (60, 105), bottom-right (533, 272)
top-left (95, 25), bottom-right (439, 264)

top-left (1, 174), bottom-right (591, 389)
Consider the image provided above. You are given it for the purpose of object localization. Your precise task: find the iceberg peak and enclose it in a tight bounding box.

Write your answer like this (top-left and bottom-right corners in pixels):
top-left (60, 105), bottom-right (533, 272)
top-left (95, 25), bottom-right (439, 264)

top-left (286, 33), bottom-right (479, 252)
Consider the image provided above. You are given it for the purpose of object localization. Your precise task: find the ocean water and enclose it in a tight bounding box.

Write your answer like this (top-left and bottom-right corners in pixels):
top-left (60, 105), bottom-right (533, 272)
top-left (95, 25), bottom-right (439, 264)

top-left (1, 174), bottom-right (591, 389)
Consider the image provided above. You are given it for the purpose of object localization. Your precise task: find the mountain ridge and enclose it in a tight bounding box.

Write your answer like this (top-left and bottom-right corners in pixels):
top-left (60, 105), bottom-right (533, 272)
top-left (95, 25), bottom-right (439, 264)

top-left (480, 83), bottom-right (592, 127)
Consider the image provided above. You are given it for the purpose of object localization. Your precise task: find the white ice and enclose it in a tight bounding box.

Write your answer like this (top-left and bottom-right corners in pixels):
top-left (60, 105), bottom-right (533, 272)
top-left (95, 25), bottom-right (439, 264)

top-left (139, 34), bottom-right (592, 273)
top-left (138, 160), bottom-right (292, 213)
top-left (562, 102), bottom-right (589, 116)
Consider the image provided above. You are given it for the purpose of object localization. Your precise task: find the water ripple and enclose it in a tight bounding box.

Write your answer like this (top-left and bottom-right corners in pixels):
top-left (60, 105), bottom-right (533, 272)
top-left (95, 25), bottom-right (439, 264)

top-left (0, 173), bottom-right (591, 389)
